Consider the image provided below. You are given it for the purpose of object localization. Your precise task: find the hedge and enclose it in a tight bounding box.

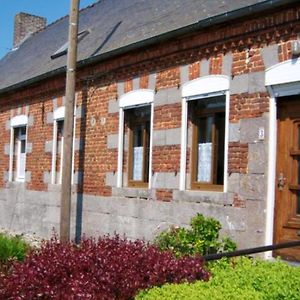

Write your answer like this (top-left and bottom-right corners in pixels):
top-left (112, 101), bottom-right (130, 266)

top-left (136, 257), bottom-right (300, 300)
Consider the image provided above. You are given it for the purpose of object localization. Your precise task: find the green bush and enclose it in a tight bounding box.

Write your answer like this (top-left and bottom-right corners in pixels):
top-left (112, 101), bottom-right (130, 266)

top-left (154, 213), bottom-right (236, 256)
top-left (0, 233), bottom-right (30, 263)
top-left (136, 257), bottom-right (300, 300)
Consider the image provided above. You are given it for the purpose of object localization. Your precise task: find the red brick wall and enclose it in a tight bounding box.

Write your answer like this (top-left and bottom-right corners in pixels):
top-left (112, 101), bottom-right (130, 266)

top-left (229, 93), bottom-right (269, 123)
top-left (152, 146), bottom-right (181, 173)
top-left (156, 66), bottom-right (180, 90)
top-left (189, 62), bottom-right (200, 80)
top-left (228, 143), bottom-right (249, 174)
top-left (153, 104), bottom-right (181, 130)
top-left (0, 3), bottom-right (299, 201)
top-left (232, 47), bottom-right (264, 75)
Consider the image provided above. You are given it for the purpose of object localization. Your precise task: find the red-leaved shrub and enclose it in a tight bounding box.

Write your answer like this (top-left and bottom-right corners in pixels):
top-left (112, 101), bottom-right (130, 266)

top-left (0, 235), bottom-right (209, 299)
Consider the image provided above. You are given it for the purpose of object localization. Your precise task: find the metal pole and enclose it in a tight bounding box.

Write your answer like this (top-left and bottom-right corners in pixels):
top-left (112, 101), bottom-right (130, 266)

top-left (203, 240), bottom-right (300, 261)
top-left (60, 0), bottom-right (80, 242)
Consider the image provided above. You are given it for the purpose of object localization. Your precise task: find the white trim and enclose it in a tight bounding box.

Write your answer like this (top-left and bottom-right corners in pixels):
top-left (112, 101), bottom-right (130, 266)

top-left (223, 90), bottom-right (230, 192)
top-left (10, 114), bottom-right (28, 127)
top-left (265, 58), bottom-right (300, 87)
top-left (117, 108), bottom-right (124, 188)
top-left (179, 98), bottom-right (188, 190)
top-left (71, 115), bottom-right (76, 185)
top-left (60, 136), bottom-right (64, 184)
top-left (119, 89), bottom-right (154, 108)
top-left (264, 59), bottom-right (300, 258)
top-left (51, 120), bottom-right (65, 185)
top-left (52, 106), bottom-right (66, 184)
top-left (8, 127), bottom-right (14, 182)
top-left (16, 128), bottom-right (26, 182)
top-left (148, 103), bottom-right (154, 189)
top-left (182, 75), bottom-right (230, 99)
top-left (265, 87), bottom-right (277, 259)
top-left (180, 75), bottom-right (230, 191)
top-left (51, 121), bottom-right (57, 184)
top-left (9, 118), bottom-right (28, 182)
top-left (53, 106), bottom-right (65, 120)
top-left (51, 104), bottom-right (76, 185)
top-left (117, 89), bottom-right (154, 188)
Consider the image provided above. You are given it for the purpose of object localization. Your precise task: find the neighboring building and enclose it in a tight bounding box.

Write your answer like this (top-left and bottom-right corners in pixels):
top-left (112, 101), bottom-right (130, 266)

top-left (0, 0), bottom-right (300, 260)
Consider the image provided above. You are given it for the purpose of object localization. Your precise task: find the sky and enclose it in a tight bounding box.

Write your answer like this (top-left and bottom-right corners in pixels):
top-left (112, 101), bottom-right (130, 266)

top-left (0, 0), bottom-right (97, 59)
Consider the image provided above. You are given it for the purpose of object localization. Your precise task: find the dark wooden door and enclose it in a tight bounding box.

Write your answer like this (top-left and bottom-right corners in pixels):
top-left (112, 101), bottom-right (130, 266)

top-left (275, 96), bottom-right (300, 261)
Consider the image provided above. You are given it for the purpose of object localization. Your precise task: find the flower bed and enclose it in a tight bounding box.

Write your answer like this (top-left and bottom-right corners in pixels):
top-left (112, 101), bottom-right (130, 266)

top-left (0, 235), bottom-right (209, 299)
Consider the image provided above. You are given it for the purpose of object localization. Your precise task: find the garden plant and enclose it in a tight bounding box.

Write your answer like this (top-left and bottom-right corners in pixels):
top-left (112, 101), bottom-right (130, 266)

top-left (155, 213), bottom-right (236, 257)
top-left (0, 235), bottom-right (209, 299)
top-left (136, 257), bottom-right (300, 300)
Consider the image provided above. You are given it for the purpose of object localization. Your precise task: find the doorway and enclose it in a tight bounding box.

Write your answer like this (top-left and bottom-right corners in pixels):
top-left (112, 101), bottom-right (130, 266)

top-left (274, 96), bottom-right (300, 260)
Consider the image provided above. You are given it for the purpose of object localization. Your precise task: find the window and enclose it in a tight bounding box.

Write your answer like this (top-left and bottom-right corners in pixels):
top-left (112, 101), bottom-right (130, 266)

top-left (14, 126), bottom-right (27, 181)
top-left (117, 89), bottom-right (154, 189)
top-left (51, 106), bottom-right (76, 185)
top-left (9, 115), bottom-right (28, 183)
top-left (126, 106), bottom-right (151, 187)
top-left (54, 120), bottom-right (64, 184)
top-left (51, 116), bottom-right (65, 185)
top-left (180, 75), bottom-right (230, 192)
top-left (190, 96), bottom-right (225, 191)
top-left (51, 30), bottom-right (89, 59)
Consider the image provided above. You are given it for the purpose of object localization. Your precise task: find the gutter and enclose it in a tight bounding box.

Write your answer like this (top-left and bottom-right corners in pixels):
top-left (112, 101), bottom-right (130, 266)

top-left (0, 0), bottom-right (298, 95)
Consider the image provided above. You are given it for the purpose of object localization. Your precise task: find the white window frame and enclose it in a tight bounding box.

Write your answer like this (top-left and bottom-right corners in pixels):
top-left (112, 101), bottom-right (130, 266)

top-left (180, 75), bottom-right (230, 192)
top-left (264, 58), bottom-right (300, 258)
top-left (117, 89), bottom-right (154, 188)
top-left (51, 106), bottom-right (76, 185)
top-left (9, 115), bottom-right (28, 182)
top-left (16, 127), bottom-right (27, 181)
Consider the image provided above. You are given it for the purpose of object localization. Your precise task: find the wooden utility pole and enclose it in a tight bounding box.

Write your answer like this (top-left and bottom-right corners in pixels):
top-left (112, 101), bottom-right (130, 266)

top-left (60, 0), bottom-right (80, 242)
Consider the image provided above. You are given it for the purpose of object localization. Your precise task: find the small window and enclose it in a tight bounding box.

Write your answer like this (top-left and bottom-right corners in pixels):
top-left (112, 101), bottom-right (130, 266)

top-left (51, 30), bottom-right (89, 59)
top-left (55, 120), bottom-right (64, 184)
top-left (14, 126), bottom-right (27, 181)
top-left (51, 119), bottom-right (65, 184)
top-left (191, 96), bottom-right (225, 191)
top-left (126, 106), bottom-right (151, 187)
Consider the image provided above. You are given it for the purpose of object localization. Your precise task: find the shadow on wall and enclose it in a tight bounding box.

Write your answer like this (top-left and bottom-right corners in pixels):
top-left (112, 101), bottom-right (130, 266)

top-left (75, 83), bottom-right (89, 244)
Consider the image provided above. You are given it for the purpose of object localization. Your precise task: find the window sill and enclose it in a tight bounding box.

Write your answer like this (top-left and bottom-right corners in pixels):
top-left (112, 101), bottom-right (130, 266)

top-left (173, 190), bottom-right (232, 206)
top-left (112, 187), bottom-right (151, 199)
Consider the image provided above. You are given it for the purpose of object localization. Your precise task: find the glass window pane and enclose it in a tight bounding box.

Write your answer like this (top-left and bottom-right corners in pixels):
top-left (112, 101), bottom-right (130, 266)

top-left (216, 113), bottom-right (225, 185)
top-left (197, 116), bottom-right (213, 183)
top-left (20, 140), bottom-right (26, 154)
top-left (20, 127), bottom-right (26, 136)
top-left (132, 125), bottom-right (144, 181)
top-left (57, 121), bottom-right (64, 138)
top-left (127, 105), bottom-right (151, 184)
top-left (18, 153), bottom-right (26, 179)
top-left (133, 126), bottom-right (143, 147)
top-left (192, 95), bottom-right (226, 188)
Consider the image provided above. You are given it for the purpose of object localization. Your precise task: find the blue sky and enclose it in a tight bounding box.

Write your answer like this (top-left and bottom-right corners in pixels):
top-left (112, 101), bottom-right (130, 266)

top-left (0, 0), bottom-right (97, 59)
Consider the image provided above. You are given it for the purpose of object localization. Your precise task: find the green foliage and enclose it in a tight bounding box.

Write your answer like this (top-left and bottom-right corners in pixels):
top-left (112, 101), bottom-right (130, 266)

top-left (0, 233), bottom-right (30, 263)
top-left (136, 257), bottom-right (300, 300)
top-left (154, 213), bottom-right (236, 256)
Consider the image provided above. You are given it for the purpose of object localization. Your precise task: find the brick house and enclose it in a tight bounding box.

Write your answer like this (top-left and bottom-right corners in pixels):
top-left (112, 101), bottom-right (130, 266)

top-left (0, 0), bottom-right (300, 260)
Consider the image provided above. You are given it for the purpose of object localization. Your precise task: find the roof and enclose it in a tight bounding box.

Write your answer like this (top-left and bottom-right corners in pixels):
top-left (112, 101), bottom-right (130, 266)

top-left (0, 0), bottom-right (293, 93)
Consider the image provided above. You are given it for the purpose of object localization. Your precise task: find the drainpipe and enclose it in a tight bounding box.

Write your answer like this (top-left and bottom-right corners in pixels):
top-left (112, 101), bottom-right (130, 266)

top-left (60, 0), bottom-right (80, 242)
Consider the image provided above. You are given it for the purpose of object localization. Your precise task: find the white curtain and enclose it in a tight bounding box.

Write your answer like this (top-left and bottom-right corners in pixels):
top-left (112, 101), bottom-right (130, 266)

top-left (18, 139), bottom-right (26, 180)
top-left (197, 142), bottom-right (212, 182)
top-left (133, 146), bottom-right (143, 180)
